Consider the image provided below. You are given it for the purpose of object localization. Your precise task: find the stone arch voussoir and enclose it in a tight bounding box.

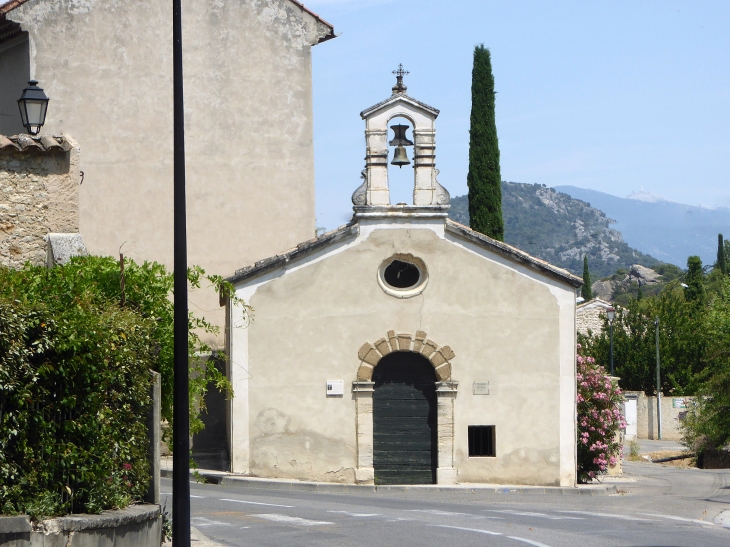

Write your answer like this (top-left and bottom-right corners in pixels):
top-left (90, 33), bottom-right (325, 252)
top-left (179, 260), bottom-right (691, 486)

top-left (356, 330), bottom-right (455, 382)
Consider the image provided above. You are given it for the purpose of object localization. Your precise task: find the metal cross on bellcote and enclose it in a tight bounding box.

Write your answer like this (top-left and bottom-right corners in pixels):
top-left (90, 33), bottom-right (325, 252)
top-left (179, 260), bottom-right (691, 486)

top-left (392, 64), bottom-right (409, 94)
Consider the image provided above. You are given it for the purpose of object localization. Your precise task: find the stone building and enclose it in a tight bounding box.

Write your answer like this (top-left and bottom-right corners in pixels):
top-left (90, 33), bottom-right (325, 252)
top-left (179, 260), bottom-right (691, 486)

top-left (224, 78), bottom-right (582, 486)
top-left (0, 133), bottom-right (84, 267)
top-left (576, 297), bottom-right (614, 336)
top-left (0, 0), bottom-right (335, 340)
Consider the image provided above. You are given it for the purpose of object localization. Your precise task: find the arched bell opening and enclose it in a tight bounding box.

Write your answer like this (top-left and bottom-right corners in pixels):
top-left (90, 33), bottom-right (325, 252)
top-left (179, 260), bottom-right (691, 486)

top-left (372, 351), bottom-right (437, 485)
top-left (386, 115), bottom-right (416, 206)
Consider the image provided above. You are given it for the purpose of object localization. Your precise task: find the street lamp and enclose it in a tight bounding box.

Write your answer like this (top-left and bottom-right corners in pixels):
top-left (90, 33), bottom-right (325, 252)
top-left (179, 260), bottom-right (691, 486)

top-left (172, 0), bottom-right (191, 545)
top-left (17, 80), bottom-right (50, 135)
top-left (607, 307), bottom-right (616, 376)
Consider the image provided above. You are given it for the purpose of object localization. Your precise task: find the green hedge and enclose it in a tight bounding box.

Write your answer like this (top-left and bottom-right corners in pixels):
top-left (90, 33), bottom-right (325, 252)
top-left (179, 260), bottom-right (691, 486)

top-left (0, 299), bottom-right (153, 517)
top-left (0, 256), bottom-right (247, 517)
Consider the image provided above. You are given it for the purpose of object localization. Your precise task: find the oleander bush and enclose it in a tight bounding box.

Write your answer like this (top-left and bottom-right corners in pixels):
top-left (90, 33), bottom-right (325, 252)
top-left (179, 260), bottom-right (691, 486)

top-left (577, 344), bottom-right (625, 483)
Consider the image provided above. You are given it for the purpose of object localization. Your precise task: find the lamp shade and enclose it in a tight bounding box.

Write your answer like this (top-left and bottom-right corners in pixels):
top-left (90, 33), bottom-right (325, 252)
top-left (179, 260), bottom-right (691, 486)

top-left (607, 307), bottom-right (616, 322)
top-left (17, 80), bottom-right (49, 136)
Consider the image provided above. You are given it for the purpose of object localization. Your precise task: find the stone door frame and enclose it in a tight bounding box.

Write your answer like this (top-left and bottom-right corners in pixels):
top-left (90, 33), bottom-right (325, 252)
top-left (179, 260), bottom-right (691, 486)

top-left (353, 330), bottom-right (458, 484)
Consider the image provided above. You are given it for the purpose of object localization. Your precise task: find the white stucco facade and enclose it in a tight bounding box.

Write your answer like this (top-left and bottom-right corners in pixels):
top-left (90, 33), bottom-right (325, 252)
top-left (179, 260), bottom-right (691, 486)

top-left (226, 212), bottom-right (580, 486)
top-left (224, 79), bottom-right (581, 486)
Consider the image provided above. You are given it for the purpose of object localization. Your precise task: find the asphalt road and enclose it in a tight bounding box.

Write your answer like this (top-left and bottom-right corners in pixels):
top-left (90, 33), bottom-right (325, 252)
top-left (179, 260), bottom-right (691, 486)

top-left (161, 461), bottom-right (729, 547)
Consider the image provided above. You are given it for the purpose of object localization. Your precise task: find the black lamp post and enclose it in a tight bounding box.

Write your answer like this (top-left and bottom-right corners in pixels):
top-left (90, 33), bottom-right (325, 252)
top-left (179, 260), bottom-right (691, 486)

top-left (607, 307), bottom-right (615, 376)
top-left (17, 80), bottom-right (49, 135)
top-left (172, 0), bottom-right (191, 545)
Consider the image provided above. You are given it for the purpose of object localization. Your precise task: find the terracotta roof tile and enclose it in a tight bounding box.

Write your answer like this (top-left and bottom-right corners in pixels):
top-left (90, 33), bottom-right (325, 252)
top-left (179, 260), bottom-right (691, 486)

top-left (0, 134), bottom-right (74, 152)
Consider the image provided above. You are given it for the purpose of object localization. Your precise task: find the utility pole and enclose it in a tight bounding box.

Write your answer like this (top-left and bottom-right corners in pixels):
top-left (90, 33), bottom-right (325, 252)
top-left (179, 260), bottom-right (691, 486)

top-left (172, 0), bottom-right (191, 544)
top-left (654, 317), bottom-right (662, 441)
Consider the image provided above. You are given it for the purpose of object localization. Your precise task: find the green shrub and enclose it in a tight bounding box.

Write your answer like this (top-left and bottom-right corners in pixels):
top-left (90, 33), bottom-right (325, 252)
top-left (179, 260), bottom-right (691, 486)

top-left (0, 299), bottom-right (153, 516)
top-left (0, 256), bottom-right (249, 517)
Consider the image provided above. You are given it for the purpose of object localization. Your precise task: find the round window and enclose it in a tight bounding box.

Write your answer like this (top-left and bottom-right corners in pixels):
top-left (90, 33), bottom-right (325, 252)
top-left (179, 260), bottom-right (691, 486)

top-left (384, 260), bottom-right (420, 288)
top-left (378, 254), bottom-right (428, 298)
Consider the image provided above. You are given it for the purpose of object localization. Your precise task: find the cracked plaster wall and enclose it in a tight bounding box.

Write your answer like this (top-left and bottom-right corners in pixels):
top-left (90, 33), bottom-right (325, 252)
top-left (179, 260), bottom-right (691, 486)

top-left (3, 0), bottom-right (328, 345)
top-left (233, 226), bottom-right (576, 486)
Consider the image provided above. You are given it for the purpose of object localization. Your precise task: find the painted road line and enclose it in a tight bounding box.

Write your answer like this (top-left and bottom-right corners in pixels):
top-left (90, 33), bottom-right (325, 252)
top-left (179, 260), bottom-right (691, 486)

top-left (433, 526), bottom-right (553, 547)
top-left (190, 517), bottom-right (233, 527)
top-left (557, 510), bottom-right (655, 522)
top-left (160, 492), bottom-right (205, 499)
top-left (219, 498), bottom-right (294, 508)
top-left (327, 511), bottom-right (381, 517)
top-left (638, 513), bottom-right (715, 526)
top-left (506, 536), bottom-right (553, 547)
top-left (251, 514), bottom-right (333, 526)
top-left (485, 510), bottom-right (584, 520)
top-left (410, 509), bottom-right (502, 519)
top-left (432, 525), bottom-right (502, 536)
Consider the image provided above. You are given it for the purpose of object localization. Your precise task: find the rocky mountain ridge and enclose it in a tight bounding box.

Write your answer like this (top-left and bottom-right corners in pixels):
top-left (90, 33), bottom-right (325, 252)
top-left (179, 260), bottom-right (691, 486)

top-left (449, 182), bottom-right (661, 279)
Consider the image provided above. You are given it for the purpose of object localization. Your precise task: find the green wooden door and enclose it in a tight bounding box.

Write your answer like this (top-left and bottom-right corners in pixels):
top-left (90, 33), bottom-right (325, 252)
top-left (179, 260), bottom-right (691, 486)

top-left (373, 352), bottom-right (437, 484)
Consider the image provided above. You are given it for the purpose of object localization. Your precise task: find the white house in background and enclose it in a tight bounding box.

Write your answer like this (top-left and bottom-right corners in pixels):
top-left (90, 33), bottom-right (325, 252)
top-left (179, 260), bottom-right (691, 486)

top-left (224, 75), bottom-right (582, 486)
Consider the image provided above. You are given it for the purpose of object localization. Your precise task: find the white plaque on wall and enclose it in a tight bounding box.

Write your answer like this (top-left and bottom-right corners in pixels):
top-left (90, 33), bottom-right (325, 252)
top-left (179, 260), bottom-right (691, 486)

top-left (473, 381), bottom-right (490, 395)
top-left (326, 380), bottom-right (344, 397)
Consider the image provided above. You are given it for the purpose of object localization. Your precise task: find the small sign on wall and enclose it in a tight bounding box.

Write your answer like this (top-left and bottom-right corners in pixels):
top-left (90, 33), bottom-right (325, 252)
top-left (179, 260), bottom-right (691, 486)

top-left (672, 398), bottom-right (688, 409)
top-left (473, 381), bottom-right (490, 395)
top-left (326, 380), bottom-right (344, 397)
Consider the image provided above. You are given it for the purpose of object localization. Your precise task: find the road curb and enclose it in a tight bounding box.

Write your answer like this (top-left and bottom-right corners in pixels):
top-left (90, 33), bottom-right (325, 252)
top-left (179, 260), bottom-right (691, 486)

top-left (714, 509), bottom-right (730, 529)
top-left (160, 469), bottom-right (617, 496)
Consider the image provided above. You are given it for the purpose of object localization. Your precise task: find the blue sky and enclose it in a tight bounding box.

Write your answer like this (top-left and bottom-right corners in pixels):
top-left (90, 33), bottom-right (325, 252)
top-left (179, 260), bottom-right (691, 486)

top-left (307, 0), bottom-right (730, 230)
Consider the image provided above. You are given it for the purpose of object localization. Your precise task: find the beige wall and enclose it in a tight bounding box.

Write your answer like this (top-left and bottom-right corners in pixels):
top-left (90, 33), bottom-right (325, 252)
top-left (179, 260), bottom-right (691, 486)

top-left (4, 0), bottom-right (330, 342)
top-left (0, 137), bottom-right (80, 267)
top-left (630, 391), bottom-right (692, 442)
top-left (230, 220), bottom-right (577, 486)
top-left (0, 33), bottom-right (29, 136)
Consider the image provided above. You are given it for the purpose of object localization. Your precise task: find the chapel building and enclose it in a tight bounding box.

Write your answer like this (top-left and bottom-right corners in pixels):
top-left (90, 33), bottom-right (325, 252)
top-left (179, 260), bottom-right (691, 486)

top-left (224, 74), bottom-right (582, 486)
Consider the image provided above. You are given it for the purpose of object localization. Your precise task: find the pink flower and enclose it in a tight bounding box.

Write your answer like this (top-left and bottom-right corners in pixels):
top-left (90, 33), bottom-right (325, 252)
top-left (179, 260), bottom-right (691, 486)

top-left (123, 463), bottom-right (133, 471)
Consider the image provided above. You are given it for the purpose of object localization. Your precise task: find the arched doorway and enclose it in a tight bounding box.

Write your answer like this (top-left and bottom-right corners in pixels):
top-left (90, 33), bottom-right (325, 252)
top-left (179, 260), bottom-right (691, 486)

top-left (372, 352), bottom-right (437, 484)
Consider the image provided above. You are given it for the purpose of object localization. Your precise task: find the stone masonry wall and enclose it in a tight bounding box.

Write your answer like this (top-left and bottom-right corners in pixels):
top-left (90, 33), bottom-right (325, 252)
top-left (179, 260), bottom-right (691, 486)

top-left (577, 306), bottom-right (606, 336)
top-left (0, 135), bottom-right (80, 268)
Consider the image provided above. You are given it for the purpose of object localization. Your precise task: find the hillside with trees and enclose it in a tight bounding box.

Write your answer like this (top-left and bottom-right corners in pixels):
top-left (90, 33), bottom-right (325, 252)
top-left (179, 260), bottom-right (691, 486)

top-left (449, 182), bottom-right (661, 278)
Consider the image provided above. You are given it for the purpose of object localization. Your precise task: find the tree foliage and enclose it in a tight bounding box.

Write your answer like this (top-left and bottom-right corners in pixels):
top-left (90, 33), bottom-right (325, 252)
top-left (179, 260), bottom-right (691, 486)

top-left (684, 256), bottom-right (706, 307)
top-left (467, 44), bottom-right (504, 241)
top-left (716, 233), bottom-right (727, 275)
top-left (0, 256), bottom-right (251, 517)
top-left (0, 256), bottom-right (249, 432)
top-left (579, 285), bottom-right (706, 396)
top-left (582, 255), bottom-right (592, 300)
top-left (0, 297), bottom-right (153, 517)
top-left (682, 277), bottom-right (730, 451)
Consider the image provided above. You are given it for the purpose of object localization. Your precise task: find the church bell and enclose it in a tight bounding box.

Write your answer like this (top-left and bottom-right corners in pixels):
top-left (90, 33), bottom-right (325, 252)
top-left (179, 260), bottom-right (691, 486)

top-left (391, 145), bottom-right (410, 168)
top-left (389, 123), bottom-right (413, 168)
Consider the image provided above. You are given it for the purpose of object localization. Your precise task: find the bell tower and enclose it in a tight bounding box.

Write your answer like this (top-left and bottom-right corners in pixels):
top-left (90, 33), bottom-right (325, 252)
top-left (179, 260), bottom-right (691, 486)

top-left (352, 66), bottom-right (450, 211)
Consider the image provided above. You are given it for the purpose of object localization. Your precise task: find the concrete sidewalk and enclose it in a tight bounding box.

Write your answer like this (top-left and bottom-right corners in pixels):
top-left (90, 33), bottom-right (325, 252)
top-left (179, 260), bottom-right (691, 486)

top-left (161, 457), bottom-right (617, 496)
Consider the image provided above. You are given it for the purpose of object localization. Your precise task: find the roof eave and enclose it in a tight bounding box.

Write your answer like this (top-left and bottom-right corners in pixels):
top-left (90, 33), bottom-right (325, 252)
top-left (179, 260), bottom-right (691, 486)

top-left (1, 0), bottom-right (337, 44)
top-left (227, 222), bottom-right (359, 286)
top-left (286, 0), bottom-right (336, 45)
top-left (0, 0), bottom-right (31, 16)
top-left (445, 219), bottom-right (583, 289)
top-left (360, 93), bottom-right (440, 119)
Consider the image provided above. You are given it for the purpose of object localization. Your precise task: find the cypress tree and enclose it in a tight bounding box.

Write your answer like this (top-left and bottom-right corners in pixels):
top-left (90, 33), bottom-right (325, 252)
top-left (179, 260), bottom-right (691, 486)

top-left (717, 234), bottom-right (727, 275)
top-left (467, 45), bottom-right (504, 241)
top-left (684, 256), bottom-right (706, 307)
top-left (581, 255), bottom-right (592, 300)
